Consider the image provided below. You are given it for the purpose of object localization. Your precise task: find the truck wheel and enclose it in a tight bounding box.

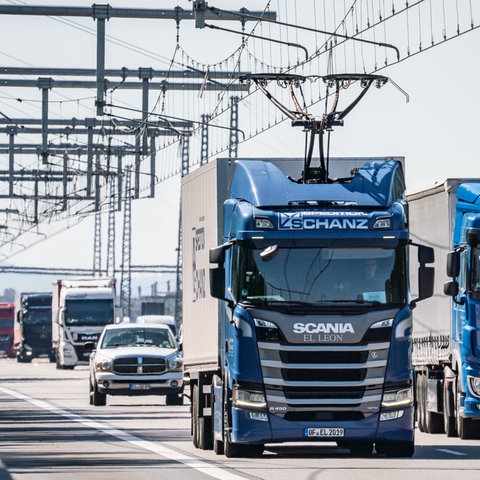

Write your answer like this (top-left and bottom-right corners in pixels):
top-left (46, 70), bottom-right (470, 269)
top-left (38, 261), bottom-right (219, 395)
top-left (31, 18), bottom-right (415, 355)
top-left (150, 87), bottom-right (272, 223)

top-left (347, 441), bottom-right (373, 456)
top-left (426, 410), bottom-right (444, 434)
top-left (223, 389), bottom-right (242, 458)
top-left (92, 380), bottom-right (107, 406)
top-left (376, 441), bottom-right (414, 457)
top-left (192, 384), bottom-right (199, 448)
top-left (212, 394), bottom-right (224, 455)
top-left (416, 373), bottom-right (426, 432)
top-left (443, 379), bottom-right (457, 437)
top-left (455, 383), bottom-right (478, 439)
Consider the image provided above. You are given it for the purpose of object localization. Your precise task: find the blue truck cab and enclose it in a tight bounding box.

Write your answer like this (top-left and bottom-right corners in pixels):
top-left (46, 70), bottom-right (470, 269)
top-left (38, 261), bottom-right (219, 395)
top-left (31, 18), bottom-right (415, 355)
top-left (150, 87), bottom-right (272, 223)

top-left (183, 157), bottom-right (434, 457)
top-left (443, 183), bottom-right (480, 438)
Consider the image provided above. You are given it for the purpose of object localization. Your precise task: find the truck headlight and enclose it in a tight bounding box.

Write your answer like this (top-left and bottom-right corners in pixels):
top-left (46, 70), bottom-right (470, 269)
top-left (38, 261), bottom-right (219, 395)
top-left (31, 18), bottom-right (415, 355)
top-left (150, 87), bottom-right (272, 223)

top-left (467, 375), bottom-right (480, 398)
top-left (254, 318), bottom-right (283, 342)
top-left (382, 387), bottom-right (413, 409)
top-left (95, 359), bottom-right (112, 372)
top-left (233, 385), bottom-right (267, 410)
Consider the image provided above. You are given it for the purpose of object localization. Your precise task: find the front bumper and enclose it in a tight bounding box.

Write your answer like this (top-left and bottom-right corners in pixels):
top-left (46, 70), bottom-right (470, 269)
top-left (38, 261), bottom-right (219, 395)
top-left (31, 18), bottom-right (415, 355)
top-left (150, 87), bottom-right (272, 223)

top-left (230, 406), bottom-right (414, 444)
top-left (95, 371), bottom-right (184, 396)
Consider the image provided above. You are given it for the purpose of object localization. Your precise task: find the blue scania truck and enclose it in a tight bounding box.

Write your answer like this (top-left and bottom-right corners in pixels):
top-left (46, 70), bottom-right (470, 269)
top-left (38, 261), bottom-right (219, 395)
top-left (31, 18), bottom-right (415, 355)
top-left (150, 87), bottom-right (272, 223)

top-left (408, 179), bottom-right (480, 439)
top-left (182, 156), bottom-right (434, 457)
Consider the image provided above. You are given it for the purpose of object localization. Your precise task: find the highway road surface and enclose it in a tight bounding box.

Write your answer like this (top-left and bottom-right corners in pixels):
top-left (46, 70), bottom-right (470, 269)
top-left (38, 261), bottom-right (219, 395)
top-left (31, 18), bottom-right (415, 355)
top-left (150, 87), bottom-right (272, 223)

top-left (1, 358), bottom-right (480, 480)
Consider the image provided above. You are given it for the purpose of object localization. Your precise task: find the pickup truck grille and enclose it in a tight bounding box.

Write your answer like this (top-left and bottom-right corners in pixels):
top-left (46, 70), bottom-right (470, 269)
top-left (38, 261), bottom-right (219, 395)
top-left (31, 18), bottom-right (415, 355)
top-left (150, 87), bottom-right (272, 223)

top-left (113, 356), bottom-right (167, 374)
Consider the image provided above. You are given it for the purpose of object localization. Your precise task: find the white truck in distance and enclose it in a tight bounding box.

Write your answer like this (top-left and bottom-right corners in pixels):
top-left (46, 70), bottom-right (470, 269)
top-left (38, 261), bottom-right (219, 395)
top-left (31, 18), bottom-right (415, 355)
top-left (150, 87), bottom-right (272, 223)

top-left (52, 277), bottom-right (116, 369)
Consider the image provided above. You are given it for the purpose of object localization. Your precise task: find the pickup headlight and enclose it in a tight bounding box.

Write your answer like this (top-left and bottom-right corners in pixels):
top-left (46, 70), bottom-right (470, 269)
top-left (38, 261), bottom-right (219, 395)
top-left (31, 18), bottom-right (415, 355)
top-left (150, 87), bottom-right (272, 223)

top-left (168, 356), bottom-right (183, 371)
top-left (95, 358), bottom-right (112, 372)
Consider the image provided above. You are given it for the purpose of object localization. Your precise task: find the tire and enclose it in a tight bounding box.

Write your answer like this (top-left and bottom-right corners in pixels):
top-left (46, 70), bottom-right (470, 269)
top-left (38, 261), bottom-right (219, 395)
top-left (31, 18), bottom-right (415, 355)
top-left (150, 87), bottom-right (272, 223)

top-left (426, 410), bottom-right (444, 434)
top-left (347, 441), bottom-right (373, 456)
top-left (416, 373), bottom-right (426, 433)
top-left (16, 354), bottom-right (30, 363)
top-left (222, 387), bottom-right (261, 458)
top-left (376, 441), bottom-right (414, 458)
top-left (192, 384), bottom-right (199, 448)
top-left (455, 381), bottom-right (479, 439)
top-left (212, 395), bottom-right (224, 455)
top-left (198, 417), bottom-right (213, 450)
top-left (89, 378), bottom-right (94, 405)
top-left (443, 379), bottom-right (457, 437)
top-left (223, 388), bottom-right (243, 458)
top-left (92, 379), bottom-right (107, 406)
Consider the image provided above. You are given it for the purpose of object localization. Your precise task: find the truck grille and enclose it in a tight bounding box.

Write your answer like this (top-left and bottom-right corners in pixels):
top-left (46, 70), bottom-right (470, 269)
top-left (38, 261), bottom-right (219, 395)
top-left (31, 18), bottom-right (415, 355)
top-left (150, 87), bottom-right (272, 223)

top-left (259, 340), bottom-right (389, 421)
top-left (113, 356), bottom-right (166, 374)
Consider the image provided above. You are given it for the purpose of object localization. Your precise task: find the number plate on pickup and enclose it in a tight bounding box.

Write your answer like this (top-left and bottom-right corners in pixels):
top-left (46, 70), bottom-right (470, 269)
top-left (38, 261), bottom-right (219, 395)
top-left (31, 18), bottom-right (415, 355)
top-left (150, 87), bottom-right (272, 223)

top-left (129, 383), bottom-right (151, 391)
top-left (305, 427), bottom-right (344, 438)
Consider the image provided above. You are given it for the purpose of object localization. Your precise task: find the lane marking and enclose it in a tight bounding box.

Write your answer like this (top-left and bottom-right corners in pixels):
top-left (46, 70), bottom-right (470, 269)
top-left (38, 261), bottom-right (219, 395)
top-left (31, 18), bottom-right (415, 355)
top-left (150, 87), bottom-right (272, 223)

top-left (436, 448), bottom-right (468, 456)
top-left (0, 386), bottom-right (248, 480)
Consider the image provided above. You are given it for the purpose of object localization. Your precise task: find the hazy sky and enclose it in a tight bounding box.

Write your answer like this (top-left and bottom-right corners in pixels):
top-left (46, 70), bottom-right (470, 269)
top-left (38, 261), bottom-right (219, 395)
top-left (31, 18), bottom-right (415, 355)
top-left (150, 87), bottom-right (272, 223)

top-left (0, 0), bottom-right (479, 292)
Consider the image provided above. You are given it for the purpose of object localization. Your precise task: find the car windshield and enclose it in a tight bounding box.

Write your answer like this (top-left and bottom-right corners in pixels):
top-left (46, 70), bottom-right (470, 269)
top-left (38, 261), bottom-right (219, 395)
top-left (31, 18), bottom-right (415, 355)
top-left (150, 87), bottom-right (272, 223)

top-left (235, 245), bottom-right (406, 308)
top-left (101, 328), bottom-right (175, 349)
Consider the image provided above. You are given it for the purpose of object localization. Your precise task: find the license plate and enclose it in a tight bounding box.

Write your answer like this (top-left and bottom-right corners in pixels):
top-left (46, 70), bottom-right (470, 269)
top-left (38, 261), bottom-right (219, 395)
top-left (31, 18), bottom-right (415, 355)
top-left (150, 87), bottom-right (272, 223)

top-left (130, 384), bottom-right (151, 391)
top-left (305, 427), bottom-right (344, 438)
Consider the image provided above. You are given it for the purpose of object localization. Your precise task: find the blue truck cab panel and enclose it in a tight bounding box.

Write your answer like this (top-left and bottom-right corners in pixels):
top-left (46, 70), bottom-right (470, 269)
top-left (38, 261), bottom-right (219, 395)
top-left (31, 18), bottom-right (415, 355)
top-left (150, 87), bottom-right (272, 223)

top-left (449, 183), bottom-right (480, 422)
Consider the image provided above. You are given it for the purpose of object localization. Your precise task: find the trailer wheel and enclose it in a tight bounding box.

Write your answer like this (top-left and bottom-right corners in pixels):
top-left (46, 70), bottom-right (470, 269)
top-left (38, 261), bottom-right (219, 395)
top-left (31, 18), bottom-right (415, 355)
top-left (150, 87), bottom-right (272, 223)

top-left (192, 384), bottom-right (212, 450)
top-left (443, 379), bottom-right (457, 437)
top-left (416, 373), bottom-right (426, 432)
top-left (192, 384), bottom-right (199, 448)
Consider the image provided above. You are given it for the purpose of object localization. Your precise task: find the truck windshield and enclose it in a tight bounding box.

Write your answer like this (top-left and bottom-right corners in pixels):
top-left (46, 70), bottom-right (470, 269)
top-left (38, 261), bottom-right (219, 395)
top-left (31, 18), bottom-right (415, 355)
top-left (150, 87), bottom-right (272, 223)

top-left (471, 246), bottom-right (480, 294)
top-left (23, 311), bottom-right (51, 325)
top-left (0, 308), bottom-right (14, 327)
top-left (236, 246), bottom-right (406, 308)
top-left (64, 299), bottom-right (114, 327)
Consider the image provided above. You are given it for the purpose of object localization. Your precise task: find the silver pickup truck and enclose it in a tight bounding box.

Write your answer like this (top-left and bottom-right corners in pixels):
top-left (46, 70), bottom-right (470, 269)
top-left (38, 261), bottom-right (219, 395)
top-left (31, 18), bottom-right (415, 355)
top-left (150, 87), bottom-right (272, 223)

top-left (87, 323), bottom-right (184, 406)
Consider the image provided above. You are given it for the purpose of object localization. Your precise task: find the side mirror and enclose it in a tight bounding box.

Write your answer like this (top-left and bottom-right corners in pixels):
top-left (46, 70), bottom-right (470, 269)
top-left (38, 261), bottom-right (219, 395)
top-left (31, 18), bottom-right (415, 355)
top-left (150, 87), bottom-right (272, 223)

top-left (17, 311), bottom-right (23, 324)
top-left (418, 266), bottom-right (435, 300)
top-left (410, 241), bottom-right (435, 306)
top-left (210, 242), bottom-right (233, 265)
top-left (466, 228), bottom-right (480, 247)
top-left (210, 267), bottom-right (226, 300)
top-left (444, 280), bottom-right (459, 297)
top-left (418, 245), bottom-right (434, 264)
top-left (446, 250), bottom-right (460, 278)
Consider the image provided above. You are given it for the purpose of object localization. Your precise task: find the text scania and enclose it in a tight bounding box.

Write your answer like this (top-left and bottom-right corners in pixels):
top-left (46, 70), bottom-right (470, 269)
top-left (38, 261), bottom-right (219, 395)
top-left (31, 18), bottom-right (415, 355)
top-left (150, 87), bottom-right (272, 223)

top-left (293, 323), bottom-right (355, 334)
top-left (293, 322), bottom-right (354, 343)
top-left (279, 213), bottom-right (369, 230)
